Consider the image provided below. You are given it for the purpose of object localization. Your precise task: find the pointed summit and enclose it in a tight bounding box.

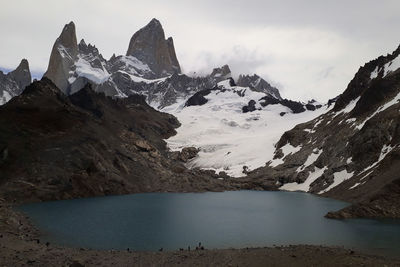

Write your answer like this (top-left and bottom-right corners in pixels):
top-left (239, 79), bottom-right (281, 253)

top-left (0, 59), bottom-right (32, 105)
top-left (44, 21), bottom-right (78, 94)
top-left (58, 21), bottom-right (78, 53)
top-left (126, 18), bottom-right (181, 77)
top-left (9, 59), bottom-right (31, 91)
top-left (148, 18), bottom-right (162, 27)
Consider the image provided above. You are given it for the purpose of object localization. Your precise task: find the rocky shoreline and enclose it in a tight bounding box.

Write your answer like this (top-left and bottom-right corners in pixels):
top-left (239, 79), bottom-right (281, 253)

top-left (1, 203), bottom-right (399, 267)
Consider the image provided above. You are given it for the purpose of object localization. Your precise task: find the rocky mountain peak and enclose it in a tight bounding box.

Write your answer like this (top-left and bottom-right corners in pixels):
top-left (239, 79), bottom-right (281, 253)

top-left (210, 65), bottom-right (232, 83)
top-left (9, 59), bottom-right (31, 91)
top-left (0, 59), bottom-right (32, 105)
top-left (126, 18), bottom-right (181, 77)
top-left (44, 21), bottom-right (79, 94)
top-left (78, 39), bottom-right (103, 60)
top-left (237, 74), bottom-right (282, 100)
top-left (58, 21), bottom-right (78, 53)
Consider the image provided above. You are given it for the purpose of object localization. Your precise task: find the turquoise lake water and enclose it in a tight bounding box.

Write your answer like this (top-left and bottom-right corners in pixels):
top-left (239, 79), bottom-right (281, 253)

top-left (18, 191), bottom-right (400, 256)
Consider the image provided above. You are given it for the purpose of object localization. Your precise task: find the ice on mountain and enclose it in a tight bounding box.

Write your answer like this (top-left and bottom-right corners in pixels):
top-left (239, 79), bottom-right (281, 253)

top-left (75, 57), bottom-right (110, 84)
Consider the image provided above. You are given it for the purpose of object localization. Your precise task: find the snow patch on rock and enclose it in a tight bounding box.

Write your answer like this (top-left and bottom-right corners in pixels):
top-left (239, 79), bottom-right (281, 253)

top-left (280, 167), bottom-right (327, 192)
top-left (319, 169), bottom-right (354, 194)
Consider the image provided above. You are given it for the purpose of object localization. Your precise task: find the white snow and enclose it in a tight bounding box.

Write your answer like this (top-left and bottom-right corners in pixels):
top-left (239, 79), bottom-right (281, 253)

top-left (296, 149), bottom-right (322, 172)
top-left (319, 169), bottom-right (354, 194)
top-left (0, 91), bottom-right (12, 105)
top-left (120, 56), bottom-right (152, 73)
top-left (346, 157), bottom-right (352, 164)
top-left (117, 70), bottom-right (168, 84)
top-left (370, 66), bottom-right (379, 79)
top-left (280, 167), bottom-right (327, 192)
top-left (349, 182), bottom-right (361, 190)
top-left (57, 45), bottom-right (73, 60)
top-left (270, 143), bottom-right (301, 168)
top-left (383, 54), bottom-right (400, 77)
top-left (333, 97), bottom-right (360, 117)
top-left (75, 57), bottom-right (111, 84)
top-left (356, 91), bottom-right (400, 130)
top-left (359, 144), bottom-right (395, 175)
top-left (217, 79), bottom-right (234, 88)
top-left (281, 143), bottom-right (302, 157)
top-left (165, 81), bottom-right (328, 177)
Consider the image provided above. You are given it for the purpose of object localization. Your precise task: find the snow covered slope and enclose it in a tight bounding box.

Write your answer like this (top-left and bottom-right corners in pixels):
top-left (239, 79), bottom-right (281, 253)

top-left (231, 44), bottom-right (400, 219)
top-left (164, 79), bottom-right (326, 177)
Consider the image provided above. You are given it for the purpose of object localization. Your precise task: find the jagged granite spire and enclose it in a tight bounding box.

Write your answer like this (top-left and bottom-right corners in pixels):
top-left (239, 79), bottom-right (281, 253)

top-left (0, 59), bottom-right (31, 105)
top-left (44, 21), bottom-right (78, 94)
top-left (126, 18), bottom-right (181, 77)
top-left (9, 59), bottom-right (31, 92)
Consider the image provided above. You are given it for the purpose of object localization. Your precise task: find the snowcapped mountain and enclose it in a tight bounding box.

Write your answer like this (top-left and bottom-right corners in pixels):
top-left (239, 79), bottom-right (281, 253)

top-left (237, 74), bottom-right (282, 100)
top-left (244, 45), bottom-right (400, 218)
top-left (164, 78), bottom-right (325, 177)
top-left (0, 59), bottom-right (31, 105)
top-left (43, 20), bottom-right (166, 97)
top-left (43, 20), bottom-right (287, 109)
top-left (40, 20), bottom-right (326, 178)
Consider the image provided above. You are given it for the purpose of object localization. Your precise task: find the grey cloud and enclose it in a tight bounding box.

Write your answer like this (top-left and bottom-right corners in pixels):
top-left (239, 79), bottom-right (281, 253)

top-left (0, 0), bottom-right (399, 102)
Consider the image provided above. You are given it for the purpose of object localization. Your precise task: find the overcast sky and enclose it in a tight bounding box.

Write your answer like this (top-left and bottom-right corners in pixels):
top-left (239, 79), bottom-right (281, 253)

top-left (1, 0), bottom-right (399, 101)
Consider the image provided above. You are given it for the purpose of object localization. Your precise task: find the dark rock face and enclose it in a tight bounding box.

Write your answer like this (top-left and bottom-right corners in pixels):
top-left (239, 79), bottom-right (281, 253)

top-left (126, 18), bottom-right (181, 76)
top-left (242, 100), bottom-right (257, 113)
top-left (0, 59), bottom-right (31, 105)
top-left (185, 89), bottom-right (213, 107)
top-left (0, 79), bottom-right (241, 203)
top-left (333, 44), bottom-right (400, 112)
top-left (237, 74), bottom-right (282, 100)
top-left (177, 147), bottom-right (199, 162)
top-left (259, 95), bottom-right (319, 114)
top-left (280, 99), bottom-right (306, 114)
top-left (8, 59), bottom-right (31, 91)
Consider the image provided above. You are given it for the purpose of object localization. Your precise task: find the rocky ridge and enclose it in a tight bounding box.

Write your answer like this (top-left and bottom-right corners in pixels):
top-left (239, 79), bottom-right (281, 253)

top-left (246, 44), bottom-right (400, 218)
top-left (0, 78), bottom-right (245, 203)
top-left (0, 59), bottom-right (31, 105)
top-left (40, 20), bottom-right (288, 109)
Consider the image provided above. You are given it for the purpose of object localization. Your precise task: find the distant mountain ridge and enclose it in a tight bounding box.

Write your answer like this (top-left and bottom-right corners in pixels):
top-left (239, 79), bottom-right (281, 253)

top-left (245, 44), bottom-right (400, 218)
top-left (42, 19), bottom-right (288, 109)
top-left (0, 59), bottom-right (31, 105)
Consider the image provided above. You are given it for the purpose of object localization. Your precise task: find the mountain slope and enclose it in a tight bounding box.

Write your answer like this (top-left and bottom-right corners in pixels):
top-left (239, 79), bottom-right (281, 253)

top-left (126, 18), bottom-right (181, 76)
top-left (0, 59), bottom-right (31, 105)
top-left (246, 45), bottom-right (400, 218)
top-left (165, 79), bottom-right (325, 177)
top-left (0, 78), bottom-right (240, 203)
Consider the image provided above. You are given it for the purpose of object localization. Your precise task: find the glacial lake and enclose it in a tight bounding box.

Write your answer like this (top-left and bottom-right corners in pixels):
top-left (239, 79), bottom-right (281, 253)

top-left (18, 191), bottom-right (400, 256)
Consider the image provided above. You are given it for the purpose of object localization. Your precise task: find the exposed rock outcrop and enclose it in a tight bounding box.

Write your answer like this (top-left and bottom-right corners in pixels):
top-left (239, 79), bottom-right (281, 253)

top-left (237, 74), bottom-right (282, 100)
top-left (44, 21), bottom-right (78, 94)
top-left (126, 18), bottom-right (181, 77)
top-left (0, 59), bottom-right (31, 105)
